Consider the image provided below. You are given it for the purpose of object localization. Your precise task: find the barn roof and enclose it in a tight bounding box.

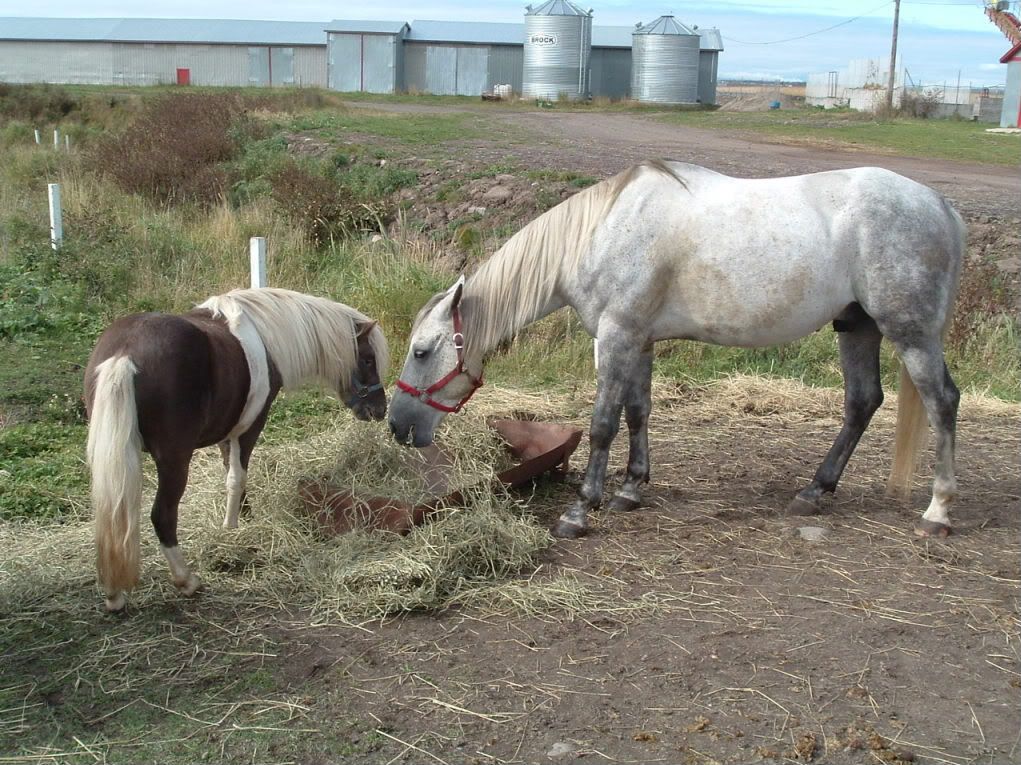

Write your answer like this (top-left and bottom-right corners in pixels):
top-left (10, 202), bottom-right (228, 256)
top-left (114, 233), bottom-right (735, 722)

top-left (0, 17), bottom-right (328, 45)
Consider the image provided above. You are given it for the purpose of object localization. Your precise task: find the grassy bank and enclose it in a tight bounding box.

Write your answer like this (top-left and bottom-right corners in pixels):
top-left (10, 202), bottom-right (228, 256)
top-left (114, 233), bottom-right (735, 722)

top-left (658, 108), bottom-right (1021, 165)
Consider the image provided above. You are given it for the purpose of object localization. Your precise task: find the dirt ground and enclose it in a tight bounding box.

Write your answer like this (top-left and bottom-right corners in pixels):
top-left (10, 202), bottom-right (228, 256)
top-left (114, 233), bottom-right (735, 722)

top-left (267, 106), bottom-right (1021, 764)
top-left (277, 381), bottom-right (1019, 765)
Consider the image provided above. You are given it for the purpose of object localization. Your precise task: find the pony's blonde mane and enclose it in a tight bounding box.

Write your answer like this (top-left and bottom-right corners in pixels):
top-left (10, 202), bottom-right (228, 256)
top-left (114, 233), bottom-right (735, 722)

top-left (454, 160), bottom-right (684, 364)
top-left (199, 288), bottom-right (389, 397)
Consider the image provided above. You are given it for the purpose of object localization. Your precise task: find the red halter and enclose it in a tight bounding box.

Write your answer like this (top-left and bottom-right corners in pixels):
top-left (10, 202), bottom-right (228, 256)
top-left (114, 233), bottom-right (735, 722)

top-left (395, 306), bottom-right (484, 414)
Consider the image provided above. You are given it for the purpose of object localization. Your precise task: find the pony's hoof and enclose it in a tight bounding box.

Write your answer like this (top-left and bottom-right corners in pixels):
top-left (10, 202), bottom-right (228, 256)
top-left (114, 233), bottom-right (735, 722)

top-left (786, 495), bottom-right (821, 517)
top-left (104, 593), bottom-right (127, 612)
top-left (607, 494), bottom-right (640, 513)
top-left (914, 519), bottom-right (951, 539)
top-left (176, 574), bottom-right (202, 597)
top-left (551, 519), bottom-right (588, 539)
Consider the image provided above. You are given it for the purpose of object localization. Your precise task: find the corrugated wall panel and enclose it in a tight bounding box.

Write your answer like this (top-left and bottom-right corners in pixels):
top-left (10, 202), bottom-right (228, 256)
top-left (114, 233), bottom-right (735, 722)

top-left (425, 46), bottom-right (457, 94)
top-left (403, 44), bottom-right (428, 92)
top-left (293, 47), bottom-right (326, 88)
top-left (487, 46), bottom-right (522, 93)
top-left (0, 40), bottom-right (114, 84)
top-left (329, 33), bottom-right (362, 91)
top-left (362, 33), bottom-right (396, 93)
top-left (697, 50), bottom-right (718, 105)
top-left (455, 46), bottom-right (488, 96)
top-left (590, 48), bottom-right (630, 100)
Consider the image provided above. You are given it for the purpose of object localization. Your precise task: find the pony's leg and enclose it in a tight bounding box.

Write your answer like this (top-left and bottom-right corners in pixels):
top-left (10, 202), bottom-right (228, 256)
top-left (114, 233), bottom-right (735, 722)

top-left (152, 452), bottom-right (201, 596)
top-left (607, 346), bottom-right (653, 513)
top-left (222, 409), bottom-right (271, 529)
top-left (895, 344), bottom-right (960, 537)
top-left (788, 318), bottom-right (884, 516)
top-left (222, 437), bottom-right (245, 529)
top-left (552, 331), bottom-right (638, 538)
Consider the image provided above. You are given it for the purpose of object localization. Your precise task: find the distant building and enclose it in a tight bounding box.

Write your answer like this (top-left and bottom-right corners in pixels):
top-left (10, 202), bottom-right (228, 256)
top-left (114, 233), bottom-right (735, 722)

top-left (0, 9), bottom-right (725, 104)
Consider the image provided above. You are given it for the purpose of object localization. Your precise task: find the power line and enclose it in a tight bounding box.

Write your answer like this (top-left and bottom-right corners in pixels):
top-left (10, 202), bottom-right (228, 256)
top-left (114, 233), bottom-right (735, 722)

top-left (722, 1), bottom-right (894, 45)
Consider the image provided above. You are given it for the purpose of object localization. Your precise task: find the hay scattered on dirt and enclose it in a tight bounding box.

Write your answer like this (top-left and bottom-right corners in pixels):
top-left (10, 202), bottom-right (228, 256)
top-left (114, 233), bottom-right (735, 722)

top-left (0, 376), bottom-right (1014, 625)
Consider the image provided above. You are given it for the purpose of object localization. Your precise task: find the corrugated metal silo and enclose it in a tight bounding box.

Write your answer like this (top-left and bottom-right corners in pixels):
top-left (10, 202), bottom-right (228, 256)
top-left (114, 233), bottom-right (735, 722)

top-left (522, 0), bottom-right (592, 101)
top-left (631, 16), bottom-right (700, 104)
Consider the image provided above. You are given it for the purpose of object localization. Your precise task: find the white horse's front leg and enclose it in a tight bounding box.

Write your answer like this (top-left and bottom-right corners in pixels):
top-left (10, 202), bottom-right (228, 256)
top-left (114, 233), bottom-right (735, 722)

top-left (552, 333), bottom-right (637, 539)
top-left (222, 437), bottom-right (247, 529)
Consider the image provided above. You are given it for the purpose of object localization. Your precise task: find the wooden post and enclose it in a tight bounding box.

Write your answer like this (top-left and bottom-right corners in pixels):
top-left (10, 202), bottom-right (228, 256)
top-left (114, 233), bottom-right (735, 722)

top-left (53, 129), bottom-right (60, 149)
top-left (48, 183), bottom-right (63, 250)
top-left (886, 0), bottom-right (901, 113)
top-left (250, 237), bottom-right (267, 288)
top-left (64, 134), bottom-right (70, 151)
top-left (34, 129), bottom-right (41, 144)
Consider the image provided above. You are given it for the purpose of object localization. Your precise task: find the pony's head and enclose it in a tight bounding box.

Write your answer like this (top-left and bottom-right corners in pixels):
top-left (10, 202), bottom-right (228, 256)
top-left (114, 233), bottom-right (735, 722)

top-left (389, 277), bottom-right (483, 446)
top-left (347, 320), bottom-right (388, 422)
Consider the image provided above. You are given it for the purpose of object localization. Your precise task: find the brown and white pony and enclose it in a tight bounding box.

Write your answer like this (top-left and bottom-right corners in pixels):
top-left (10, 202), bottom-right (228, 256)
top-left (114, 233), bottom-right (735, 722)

top-left (84, 288), bottom-right (389, 612)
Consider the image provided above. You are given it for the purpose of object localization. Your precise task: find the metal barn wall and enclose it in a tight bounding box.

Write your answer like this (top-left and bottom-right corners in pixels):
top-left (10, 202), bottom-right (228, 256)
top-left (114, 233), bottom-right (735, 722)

top-left (488, 46), bottom-right (523, 92)
top-left (590, 48), bottom-right (630, 99)
top-left (1003, 58), bottom-right (1021, 128)
top-left (327, 32), bottom-right (400, 93)
top-left (293, 47), bottom-right (327, 87)
top-left (404, 42), bottom-right (509, 95)
top-left (697, 50), bottom-right (718, 104)
top-left (0, 41), bottom-right (115, 83)
top-left (0, 40), bottom-right (325, 86)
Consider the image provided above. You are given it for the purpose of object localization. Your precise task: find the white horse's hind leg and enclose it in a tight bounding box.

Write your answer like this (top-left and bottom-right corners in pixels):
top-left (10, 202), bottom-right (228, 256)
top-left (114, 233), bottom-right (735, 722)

top-left (222, 437), bottom-right (246, 529)
top-left (896, 345), bottom-right (959, 537)
top-left (788, 313), bottom-right (884, 516)
top-left (607, 347), bottom-right (653, 513)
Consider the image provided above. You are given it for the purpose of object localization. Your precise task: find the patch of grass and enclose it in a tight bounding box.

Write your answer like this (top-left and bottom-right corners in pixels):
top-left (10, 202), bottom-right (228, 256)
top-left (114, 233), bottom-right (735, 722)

top-left (289, 108), bottom-right (485, 146)
top-left (657, 109), bottom-right (1021, 165)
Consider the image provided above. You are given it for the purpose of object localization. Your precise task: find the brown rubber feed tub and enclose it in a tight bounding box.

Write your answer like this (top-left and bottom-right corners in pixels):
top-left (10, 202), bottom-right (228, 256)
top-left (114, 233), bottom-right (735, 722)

top-left (297, 419), bottom-right (583, 536)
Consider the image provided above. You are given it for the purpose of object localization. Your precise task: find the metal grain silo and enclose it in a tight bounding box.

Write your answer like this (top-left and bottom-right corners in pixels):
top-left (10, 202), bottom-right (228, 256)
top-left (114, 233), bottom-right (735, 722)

top-left (631, 16), bottom-right (700, 104)
top-left (522, 1), bottom-right (592, 101)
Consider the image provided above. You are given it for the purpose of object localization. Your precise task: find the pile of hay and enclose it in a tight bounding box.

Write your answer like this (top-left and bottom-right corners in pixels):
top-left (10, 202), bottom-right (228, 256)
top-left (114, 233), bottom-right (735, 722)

top-left (0, 393), bottom-right (599, 620)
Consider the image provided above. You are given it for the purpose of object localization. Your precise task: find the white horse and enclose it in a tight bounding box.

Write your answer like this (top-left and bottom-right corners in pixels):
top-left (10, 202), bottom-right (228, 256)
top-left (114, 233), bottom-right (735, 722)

top-left (389, 161), bottom-right (964, 539)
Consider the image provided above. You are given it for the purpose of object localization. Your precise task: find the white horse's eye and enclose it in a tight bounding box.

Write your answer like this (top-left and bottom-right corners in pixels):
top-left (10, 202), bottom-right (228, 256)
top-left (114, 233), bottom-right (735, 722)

top-left (413, 349), bottom-right (429, 360)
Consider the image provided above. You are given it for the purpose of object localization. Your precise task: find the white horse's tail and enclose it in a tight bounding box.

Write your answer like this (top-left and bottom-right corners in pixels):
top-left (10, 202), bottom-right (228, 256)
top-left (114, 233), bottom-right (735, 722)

top-left (87, 356), bottom-right (143, 602)
top-left (887, 365), bottom-right (928, 497)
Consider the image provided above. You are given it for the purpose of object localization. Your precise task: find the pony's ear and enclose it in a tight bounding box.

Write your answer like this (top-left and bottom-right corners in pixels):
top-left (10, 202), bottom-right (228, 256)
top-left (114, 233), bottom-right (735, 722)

top-left (449, 275), bottom-right (465, 313)
top-left (355, 319), bottom-right (377, 338)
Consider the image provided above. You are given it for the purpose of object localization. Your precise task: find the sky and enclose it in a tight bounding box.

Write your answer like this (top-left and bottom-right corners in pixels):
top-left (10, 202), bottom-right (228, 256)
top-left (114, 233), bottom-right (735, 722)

top-left (0, 0), bottom-right (1015, 87)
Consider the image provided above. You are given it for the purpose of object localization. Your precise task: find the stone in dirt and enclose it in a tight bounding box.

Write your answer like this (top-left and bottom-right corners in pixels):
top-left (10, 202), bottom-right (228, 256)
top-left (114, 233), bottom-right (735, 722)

top-left (797, 526), bottom-right (829, 542)
top-left (482, 185), bottom-right (514, 204)
top-left (547, 742), bottom-right (578, 759)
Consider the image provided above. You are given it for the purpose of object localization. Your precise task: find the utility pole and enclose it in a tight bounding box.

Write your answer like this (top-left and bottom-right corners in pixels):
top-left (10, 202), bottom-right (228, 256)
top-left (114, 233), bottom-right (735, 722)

top-left (886, 0), bottom-right (901, 112)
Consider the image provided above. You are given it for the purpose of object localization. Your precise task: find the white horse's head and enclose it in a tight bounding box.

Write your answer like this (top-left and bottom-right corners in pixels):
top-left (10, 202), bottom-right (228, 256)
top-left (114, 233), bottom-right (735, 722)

top-left (389, 276), bottom-right (484, 447)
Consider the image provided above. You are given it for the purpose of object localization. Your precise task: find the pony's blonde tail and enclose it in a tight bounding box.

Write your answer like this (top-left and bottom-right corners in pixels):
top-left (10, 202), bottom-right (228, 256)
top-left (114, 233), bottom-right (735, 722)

top-left (887, 363), bottom-right (928, 497)
top-left (87, 356), bottom-right (143, 607)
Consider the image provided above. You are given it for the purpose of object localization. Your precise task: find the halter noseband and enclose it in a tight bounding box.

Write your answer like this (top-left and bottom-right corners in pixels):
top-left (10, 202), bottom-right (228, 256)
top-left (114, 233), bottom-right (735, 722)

top-left (346, 377), bottom-right (384, 408)
top-left (395, 306), bottom-right (484, 414)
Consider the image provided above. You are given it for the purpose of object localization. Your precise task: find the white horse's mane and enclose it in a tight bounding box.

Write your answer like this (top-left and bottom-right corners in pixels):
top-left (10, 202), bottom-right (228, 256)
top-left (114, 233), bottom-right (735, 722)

top-left (439, 160), bottom-right (687, 364)
top-left (199, 288), bottom-right (389, 396)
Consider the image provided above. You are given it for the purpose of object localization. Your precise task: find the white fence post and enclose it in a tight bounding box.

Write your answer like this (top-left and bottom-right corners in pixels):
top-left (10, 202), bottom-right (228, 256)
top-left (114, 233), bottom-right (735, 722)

top-left (48, 183), bottom-right (63, 250)
top-left (64, 134), bottom-right (70, 151)
top-left (593, 339), bottom-right (599, 370)
top-left (250, 237), bottom-right (267, 288)
top-left (53, 129), bottom-right (59, 149)
top-left (34, 129), bottom-right (41, 144)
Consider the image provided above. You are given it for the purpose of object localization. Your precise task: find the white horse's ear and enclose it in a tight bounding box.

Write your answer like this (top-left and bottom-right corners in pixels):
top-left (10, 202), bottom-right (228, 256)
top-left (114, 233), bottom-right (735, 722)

top-left (449, 275), bottom-right (465, 312)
